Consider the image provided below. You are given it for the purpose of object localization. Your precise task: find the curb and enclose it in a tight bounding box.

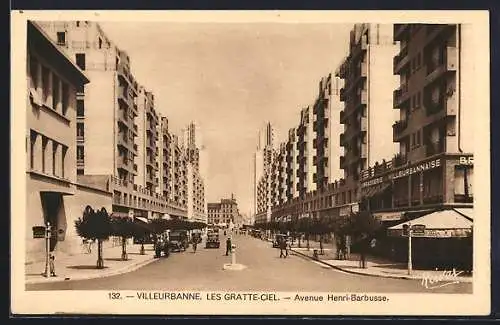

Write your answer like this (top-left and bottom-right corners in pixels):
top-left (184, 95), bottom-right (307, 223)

top-left (290, 248), bottom-right (473, 283)
top-left (25, 256), bottom-right (158, 285)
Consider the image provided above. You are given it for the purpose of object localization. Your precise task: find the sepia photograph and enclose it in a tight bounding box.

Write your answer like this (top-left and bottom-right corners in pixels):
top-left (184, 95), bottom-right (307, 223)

top-left (11, 10), bottom-right (490, 315)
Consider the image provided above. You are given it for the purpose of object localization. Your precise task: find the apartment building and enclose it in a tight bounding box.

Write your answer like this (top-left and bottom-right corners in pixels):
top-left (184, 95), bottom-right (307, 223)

top-left (136, 87), bottom-right (159, 193)
top-left (39, 21), bottom-right (188, 220)
top-left (336, 24), bottom-right (400, 184)
top-left (207, 195), bottom-right (239, 227)
top-left (183, 122), bottom-right (207, 223)
top-left (254, 123), bottom-right (275, 224)
top-left (361, 24), bottom-right (474, 213)
top-left (26, 21), bottom-right (90, 262)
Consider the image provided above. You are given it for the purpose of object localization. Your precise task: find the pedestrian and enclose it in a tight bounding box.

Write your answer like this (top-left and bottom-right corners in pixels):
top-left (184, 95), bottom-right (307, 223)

top-left (225, 237), bottom-right (232, 256)
top-left (49, 251), bottom-right (56, 277)
top-left (279, 239), bottom-right (287, 258)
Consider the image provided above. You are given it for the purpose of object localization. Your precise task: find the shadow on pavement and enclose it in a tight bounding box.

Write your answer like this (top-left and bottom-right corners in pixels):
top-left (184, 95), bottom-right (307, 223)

top-left (67, 265), bottom-right (110, 270)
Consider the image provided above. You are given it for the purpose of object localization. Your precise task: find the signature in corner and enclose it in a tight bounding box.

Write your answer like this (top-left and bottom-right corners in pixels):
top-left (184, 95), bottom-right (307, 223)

top-left (421, 269), bottom-right (464, 289)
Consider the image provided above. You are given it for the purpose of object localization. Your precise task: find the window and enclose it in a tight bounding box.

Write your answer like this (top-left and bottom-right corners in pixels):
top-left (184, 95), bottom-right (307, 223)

top-left (30, 56), bottom-right (39, 89)
top-left (41, 66), bottom-right (50, 103)
top-left (62, 83), bottom-right (69, 115)
top-left (42, 137), bottom-right (48, 173)
top-left (52, 142), bottom-right (58, 175)
top-left (77, 100), bottom-right (84, 117)
top-left (30, 130), bottom-right (37, 169)
top-left (98, 38), bottom-right (103, 49)
top-left (77, 123), bottom-right (84, 137)
top-left (61, 146), bottom-right (67, 178)
top-left (52, 74), bottom-right (60, 111)
top-left (76, 21), bottom-right (80, 27)
top-left (56, 32), bottom-right (66, 45)
top-left (76, 53), bottom-right (86, 70)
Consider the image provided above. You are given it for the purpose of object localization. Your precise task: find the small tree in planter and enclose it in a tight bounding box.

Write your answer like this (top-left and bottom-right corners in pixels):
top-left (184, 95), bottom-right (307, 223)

top-left (133, 221), bottom-right (151, 255)
top-left (111, 217), bottom-right (137, 261)
top-left (74, 206), bottom-right (112, 269)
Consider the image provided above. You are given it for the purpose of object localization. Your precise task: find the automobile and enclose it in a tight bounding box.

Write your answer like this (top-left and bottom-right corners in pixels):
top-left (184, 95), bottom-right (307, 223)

top-left (168, 230), bottom-right (189, 252)
top-left (273, 234), bottom-right (288, 248)
top-left (154, 238), bottom-right (170, 258)
top-left (205, 232), bottom-right (220, 248)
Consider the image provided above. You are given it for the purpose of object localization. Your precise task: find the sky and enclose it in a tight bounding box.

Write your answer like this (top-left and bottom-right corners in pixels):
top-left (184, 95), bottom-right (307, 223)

top-left (98, 22), bottom-right (352, 215)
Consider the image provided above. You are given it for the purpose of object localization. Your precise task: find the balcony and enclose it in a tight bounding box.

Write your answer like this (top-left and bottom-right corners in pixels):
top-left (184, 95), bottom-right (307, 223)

top-left (393, 83), bottom-right (410, 108)
top-left (359, 117), bottom-right (368, 132)
top-left (117, 133), bottom-right (129, 149)
top-left (425, 47), bottom-right (457, 86)
top-left (77, 158), bottom-right (84, 168)
top-left (394, 24), bottom-right (410, 41)
top-left (426, 24), bottom-right (456, 45)
top-left (351, 35), bottom-right (368, 60)
top-left (392, 120), bottom-right (408, 141)
top-left (340, 88), bottom-right (346, 101)
top-left (118, 86), bottom-right (129, 106)
top-left (360, 144), bottom-right (367, 159)
top-left (340, 110), bottom-right (346, 124)
top-left (425, 95), bottom-right (456, 119)
top-left (340, 156), bottom-right (345, 169)
top-left (393, 44), bottom-right (410, 75)
top-left (76, 135), bottom-right (84, 144)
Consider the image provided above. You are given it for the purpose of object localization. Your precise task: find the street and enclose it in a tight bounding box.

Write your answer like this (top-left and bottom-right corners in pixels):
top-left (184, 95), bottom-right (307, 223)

top-left (26, 233), bottom-right (472, 293)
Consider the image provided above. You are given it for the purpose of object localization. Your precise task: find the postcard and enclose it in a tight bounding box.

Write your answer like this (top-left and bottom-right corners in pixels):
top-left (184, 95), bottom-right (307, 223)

top-left (11, 10), bottom-right (490, 315)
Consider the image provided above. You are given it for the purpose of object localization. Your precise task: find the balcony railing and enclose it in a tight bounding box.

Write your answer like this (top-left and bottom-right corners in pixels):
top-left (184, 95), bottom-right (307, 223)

top-left (425, 47), bottom-right (457, 86)
top-left (76, 135), bottom-right (84, 143)
top-left (393, 83), bottom-right (410, 107)
top-left (392, 120), bottom-right (408, 141)
top-left (393, 44), bottom-right (410, 75)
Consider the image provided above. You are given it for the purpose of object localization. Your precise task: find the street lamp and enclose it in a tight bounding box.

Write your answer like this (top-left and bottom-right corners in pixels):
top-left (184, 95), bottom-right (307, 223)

top-left (402, 223), bottom-right (412, 275)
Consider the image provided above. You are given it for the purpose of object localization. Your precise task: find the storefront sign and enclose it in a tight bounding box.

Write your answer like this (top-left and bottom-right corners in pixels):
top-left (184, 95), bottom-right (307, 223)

top-left (361, 177), bottom-right (384, 188)
top-left (411, 224), bottom-right (426, 235)
top-left (459, 156), bottom-right (474, 166)
top-left (339, 204), bottom-right (359, 217)
top-left (388, 228), bottom-right (471, 238)
top-left (392, 158), bottom-right (441, 179)
top-left (373, 212), bottom-right (402, 221)
top-left (32, 226), bottom-right (46, 239)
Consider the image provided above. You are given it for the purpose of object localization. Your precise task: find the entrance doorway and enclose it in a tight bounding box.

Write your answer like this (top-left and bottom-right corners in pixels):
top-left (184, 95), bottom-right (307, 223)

top-left (40, 192), bottom-right (63, 251)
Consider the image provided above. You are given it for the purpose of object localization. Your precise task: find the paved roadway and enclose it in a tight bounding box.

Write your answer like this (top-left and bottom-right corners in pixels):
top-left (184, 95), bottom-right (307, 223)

top-left (26, 233), bottom-right (472, 293)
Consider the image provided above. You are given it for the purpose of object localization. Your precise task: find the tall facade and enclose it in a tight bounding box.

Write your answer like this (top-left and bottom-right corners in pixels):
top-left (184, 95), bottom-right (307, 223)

top-left (183, 122), bottom-right (207, 223)
top-left (136, 87), bottom-right (160, 193)
top-left (359, 24), bottom-right (474, 212)
top-left (26, 21), bottom-right (90, 261)
top-left (39, 21), bottom-right (188, 220)
top-left (336, 24), bottom-right (400, 182)
top-left (253, 122), bottom-right (275, 223)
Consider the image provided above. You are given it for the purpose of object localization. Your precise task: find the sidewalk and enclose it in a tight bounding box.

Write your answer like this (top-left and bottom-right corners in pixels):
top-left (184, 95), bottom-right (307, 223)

top-left (25, 243), bottom-right (157, 284)
top-left (268, 237), bottom-right (473, 283)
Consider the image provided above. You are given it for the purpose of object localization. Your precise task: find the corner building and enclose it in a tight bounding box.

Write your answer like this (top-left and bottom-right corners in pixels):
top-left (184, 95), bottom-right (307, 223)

top-left (26, 21), bottom-right (90, 262)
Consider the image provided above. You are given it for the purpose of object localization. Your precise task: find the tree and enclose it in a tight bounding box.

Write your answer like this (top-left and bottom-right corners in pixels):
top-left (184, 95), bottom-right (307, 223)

top-left (342, 211), bottom-right (382, 268)
top-left (74, 206), bottom-right (112, 269)
top-left (110, 217), bottom-right (137, 260)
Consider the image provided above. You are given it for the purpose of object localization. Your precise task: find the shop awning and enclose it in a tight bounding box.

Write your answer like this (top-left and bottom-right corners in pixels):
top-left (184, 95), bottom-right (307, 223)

top-left (135, 217), bottom-right (149, 224)
top-left (388, 209), bottom-right (473, 238)
top-left (454, 208), bottom-right (474, 221)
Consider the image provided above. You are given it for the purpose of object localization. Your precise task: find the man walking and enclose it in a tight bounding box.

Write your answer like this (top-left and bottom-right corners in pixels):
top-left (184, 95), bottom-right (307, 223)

top-left (225, 237), bottom-right (232, 256)
top-left (279, 238), bottom-right (287, 258)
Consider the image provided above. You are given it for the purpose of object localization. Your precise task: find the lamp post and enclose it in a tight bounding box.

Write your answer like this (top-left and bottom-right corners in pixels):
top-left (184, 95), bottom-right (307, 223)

top-left (43, 222), bottom-right (51, 278)
top-left (404, 222), bottom-right (413, 275)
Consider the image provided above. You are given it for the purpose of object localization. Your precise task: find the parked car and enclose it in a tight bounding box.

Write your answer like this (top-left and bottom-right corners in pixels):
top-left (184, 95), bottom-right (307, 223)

top-left (205, 232), bottom-right (220, 248)
top-left (154, 238), bottom-right (170, 258)
top-left (168, 230), bottom-right (189, 252)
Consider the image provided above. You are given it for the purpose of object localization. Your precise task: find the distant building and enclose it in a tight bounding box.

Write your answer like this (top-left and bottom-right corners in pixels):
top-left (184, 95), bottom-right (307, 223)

top-left (207, 194), bottom-right (239, 227)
